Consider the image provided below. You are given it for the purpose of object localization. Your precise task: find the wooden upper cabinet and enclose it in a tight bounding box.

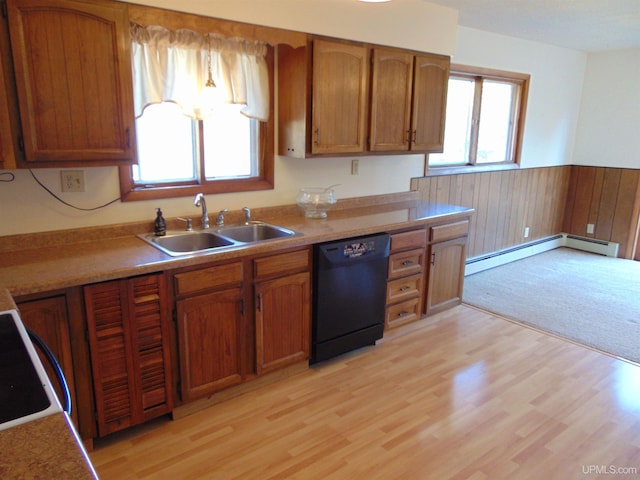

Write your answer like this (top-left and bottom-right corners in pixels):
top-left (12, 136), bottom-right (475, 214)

top-left (0, 11), bottom-right (19, 169)
top-left (411, 54), bottom-right (450, 152)
top-left (6, 0), bottom-right (136, 166)
top-left (369, 49), bottom-right (414, 152)
top-left (370, 49), bottom-right (450, 153)
top-left (311, 39), bottom-right (369, 154)
top-left (278, 38), bottom-right (449, 157)
top-left (0, 63), bottom-right (16, 169)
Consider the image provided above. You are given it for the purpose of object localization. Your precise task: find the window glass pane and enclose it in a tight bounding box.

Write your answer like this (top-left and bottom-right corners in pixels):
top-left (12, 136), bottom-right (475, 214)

top-left (203, 104), bottom-right (256, 179)
top-left (429, 78), bottom-right (475, 166)
top-left (133, 103), bottom-right (196, 183)
top-left (476, 81), bottom-right (515, 163)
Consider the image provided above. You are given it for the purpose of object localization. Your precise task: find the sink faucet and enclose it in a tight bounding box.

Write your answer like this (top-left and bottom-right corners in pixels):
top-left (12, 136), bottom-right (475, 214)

top-left (242, 207), bottom-right (251, 224)
top-left (215, 209), bottom-right (229, 227)
top-left (194, 193), bottom-right (209, 229)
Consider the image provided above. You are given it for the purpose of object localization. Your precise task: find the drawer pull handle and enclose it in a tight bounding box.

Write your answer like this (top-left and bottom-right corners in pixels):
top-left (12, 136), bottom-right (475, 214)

top-left (400, 286), bottom-right (411, 292)
top-left (397, 311), bottom-right (408, 317)
top-left (402, 260), bottom-right (414, 266)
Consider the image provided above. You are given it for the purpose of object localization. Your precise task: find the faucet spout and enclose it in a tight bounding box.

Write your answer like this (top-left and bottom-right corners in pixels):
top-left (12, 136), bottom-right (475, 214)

top-left (194, 193), bottom-right (210, 229)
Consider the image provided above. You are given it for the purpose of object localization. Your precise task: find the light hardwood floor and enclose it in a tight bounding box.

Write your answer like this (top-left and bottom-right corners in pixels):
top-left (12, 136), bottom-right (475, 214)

top-left (89, 305), bottom-right (640, 479)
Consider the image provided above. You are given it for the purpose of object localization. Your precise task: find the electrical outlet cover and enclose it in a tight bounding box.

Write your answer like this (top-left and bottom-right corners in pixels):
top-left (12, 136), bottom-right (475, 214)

top-left (60, 170), bottom-right (85, 193)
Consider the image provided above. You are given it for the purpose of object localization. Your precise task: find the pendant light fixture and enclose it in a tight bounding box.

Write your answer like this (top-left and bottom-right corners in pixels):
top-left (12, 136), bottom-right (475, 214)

top-left (197, 33), bottom-right (217, 117)
top-left (205, 33), bottom-right (216, 89)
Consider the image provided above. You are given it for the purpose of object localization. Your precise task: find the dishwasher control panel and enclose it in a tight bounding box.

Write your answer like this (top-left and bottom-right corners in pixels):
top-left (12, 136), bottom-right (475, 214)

top-left (343, 240), bottom-right (377, 258)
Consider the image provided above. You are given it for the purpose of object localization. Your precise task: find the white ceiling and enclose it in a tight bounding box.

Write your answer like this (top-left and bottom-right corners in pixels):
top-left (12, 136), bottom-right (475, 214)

top-left (423, 0), bottom-right (640, 52)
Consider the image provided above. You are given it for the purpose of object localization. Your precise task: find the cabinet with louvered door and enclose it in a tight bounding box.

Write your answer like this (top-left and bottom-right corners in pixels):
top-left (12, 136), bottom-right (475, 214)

top-left (84, 273), bottom-right (173, 437)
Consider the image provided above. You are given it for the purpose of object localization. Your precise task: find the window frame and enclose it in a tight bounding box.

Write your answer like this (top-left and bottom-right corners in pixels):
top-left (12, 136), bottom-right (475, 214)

top-left (427, 64), bottom-right (529, 175)
top-left (119, 47), bottom-right (275, 202)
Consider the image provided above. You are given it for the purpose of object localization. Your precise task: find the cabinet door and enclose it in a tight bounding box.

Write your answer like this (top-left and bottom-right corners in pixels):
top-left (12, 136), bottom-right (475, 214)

top-left (0, 12), bottom-right (18, 169)
top-left (6, 0), bottom-right (136, 166)
top-left (255, 272), bottom-right (311, 375)
top-left (411, 54), bottom-right (450, 152)
top-left (311, 39), bottom-right (368, 154)
top-left (85, 273), bottom-right (172, 436)
top-left (18, 296), bottom-right (76, 422)
top-left (176, 288), bottom-right (245, 402)
top-left (128, 274), bottom-right (173, 423)
top-left (425, 237), bottom-right (466, 315)
top-left (85, 280), bottom-right (136, 435)
top-left (369, 48), bottom-right (413, 152)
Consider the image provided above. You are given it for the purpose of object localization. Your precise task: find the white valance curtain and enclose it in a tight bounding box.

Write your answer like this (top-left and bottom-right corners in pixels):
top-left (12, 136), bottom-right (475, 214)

top-left (131, 24), bottom-right (270, 121)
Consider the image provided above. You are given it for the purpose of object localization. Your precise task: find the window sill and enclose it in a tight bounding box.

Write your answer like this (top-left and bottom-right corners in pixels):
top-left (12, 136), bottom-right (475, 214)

top-left (425, 163), bottom-right (520, 177)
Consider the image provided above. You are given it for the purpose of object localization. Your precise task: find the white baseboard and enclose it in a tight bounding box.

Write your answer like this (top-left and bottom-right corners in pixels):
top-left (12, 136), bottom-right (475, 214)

top-left (465, 233), bottom-right (619, 276)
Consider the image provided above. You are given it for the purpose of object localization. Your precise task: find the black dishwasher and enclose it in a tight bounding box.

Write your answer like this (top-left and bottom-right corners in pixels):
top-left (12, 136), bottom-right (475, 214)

top-left (311, 233), bottom-right (390, 364)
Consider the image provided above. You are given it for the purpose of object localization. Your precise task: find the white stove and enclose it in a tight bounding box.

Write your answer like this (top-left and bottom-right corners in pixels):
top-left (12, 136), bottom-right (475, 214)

top-left (0, 309), bottom-right (62, 431)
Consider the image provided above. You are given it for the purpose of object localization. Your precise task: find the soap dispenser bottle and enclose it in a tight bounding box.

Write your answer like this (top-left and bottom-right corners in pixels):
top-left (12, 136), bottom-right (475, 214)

top-left (154, 208), bottom-right (167, 236)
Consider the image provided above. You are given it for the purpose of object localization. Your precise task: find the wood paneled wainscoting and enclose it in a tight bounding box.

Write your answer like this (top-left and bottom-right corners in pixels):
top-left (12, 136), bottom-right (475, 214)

top-left (563, 166), bottom-right (640, 260)
top-left (411, 167), bottom-right (571, 260)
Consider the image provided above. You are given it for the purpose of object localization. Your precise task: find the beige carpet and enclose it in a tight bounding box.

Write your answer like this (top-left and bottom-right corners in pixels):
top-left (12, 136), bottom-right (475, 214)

top-left (462, 247), bottom-right (640, 364)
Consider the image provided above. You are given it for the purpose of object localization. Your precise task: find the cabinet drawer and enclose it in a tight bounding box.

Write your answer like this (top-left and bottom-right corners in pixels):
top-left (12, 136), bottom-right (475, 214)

top-left (174, 262), bottom-right (243, 296)
top-left (390, 228), bottom-right (426, 252)
top-left (254, 249), bottom-right (310, 280)
top-left (385, 297), bottom-right (421, 329)
top-left (388, 248), bottom-right (424, 279)
top-left (386, 273), bottom-right (422, 304)
top-left (429, 220), bottom-right (469, 243)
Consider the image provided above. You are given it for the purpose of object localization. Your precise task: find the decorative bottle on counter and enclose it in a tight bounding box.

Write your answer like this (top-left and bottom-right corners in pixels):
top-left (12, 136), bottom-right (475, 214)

top-left (154, 208), bottom-right (167, 236)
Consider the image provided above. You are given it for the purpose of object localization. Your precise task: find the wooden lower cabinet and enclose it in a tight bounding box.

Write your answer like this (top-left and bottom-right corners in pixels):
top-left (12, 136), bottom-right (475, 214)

top-left (385, 228), bottom-right (426, 329)
top-left (173, 249), bottom-right (311, 403)
top-left (17, 295), bottom-right (77, 423)
top-left (176, 287), bottom-right (245, 402)
top-left (254, 249), bottom-right (311, 375)
top-left (425, 221), bottom-right (469, 316)
top-left (255, 271), bottom-right (311, 374)
top-left (173, 260), bottom-right (247, 402)
top-left (84, 273), bottom-right (173, 437)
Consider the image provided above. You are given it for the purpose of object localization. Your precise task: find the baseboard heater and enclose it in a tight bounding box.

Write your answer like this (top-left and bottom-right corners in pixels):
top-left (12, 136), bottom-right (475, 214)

top-left (465, 233), bottom-right (619, 276)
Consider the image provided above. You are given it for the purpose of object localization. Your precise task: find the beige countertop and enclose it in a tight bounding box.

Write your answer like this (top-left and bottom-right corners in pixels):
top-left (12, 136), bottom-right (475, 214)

top-left (0, 292), bottom-right (97, 479)
top-left (0, 412), bottom-right (98, 479)
top-left (0, 200), bottom-right (473, 297)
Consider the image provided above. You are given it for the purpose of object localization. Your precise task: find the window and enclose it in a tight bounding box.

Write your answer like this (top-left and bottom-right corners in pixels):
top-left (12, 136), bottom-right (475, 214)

top-left (429, 65), bottom-right (529, 170)
top-left (119, 24), bottom-right (274, 201)
top-left (132, 102), bottom-right (259, 184)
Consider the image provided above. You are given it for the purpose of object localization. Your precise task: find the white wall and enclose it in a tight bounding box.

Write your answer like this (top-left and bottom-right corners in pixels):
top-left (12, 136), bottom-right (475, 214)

top-left (453, 27), bottom-right (587, 168)
top-left (121, 0), bottom-right (458, 55)
top-left (572, 49), bottom-right (640, 168)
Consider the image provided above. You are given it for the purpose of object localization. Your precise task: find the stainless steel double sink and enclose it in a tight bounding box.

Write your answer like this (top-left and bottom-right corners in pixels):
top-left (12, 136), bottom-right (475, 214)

top-left (139, 222), bottom-right (299, 256)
